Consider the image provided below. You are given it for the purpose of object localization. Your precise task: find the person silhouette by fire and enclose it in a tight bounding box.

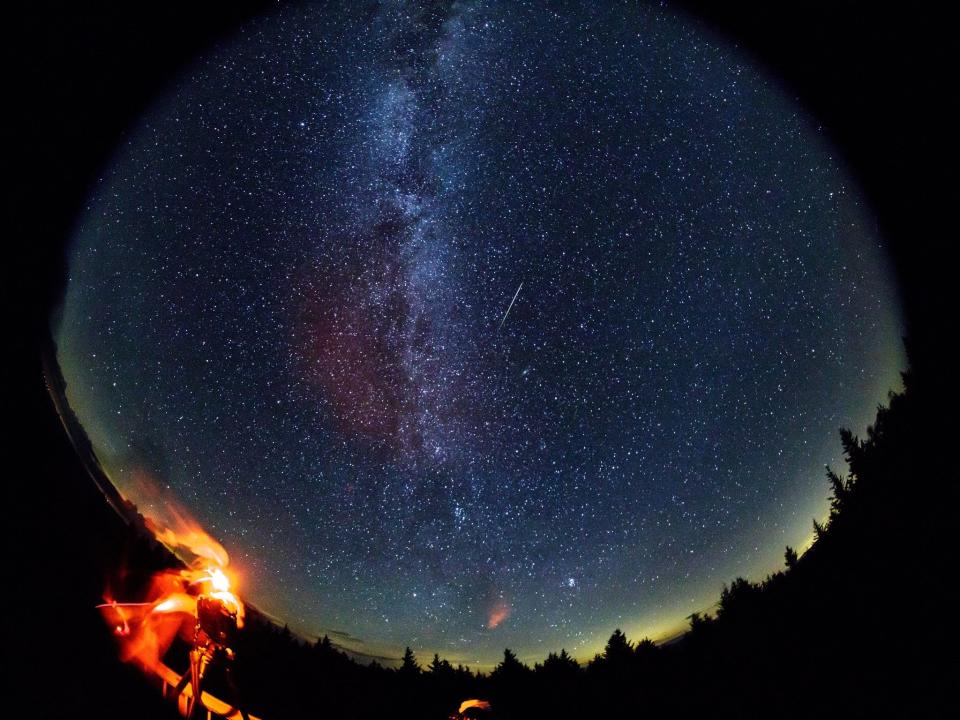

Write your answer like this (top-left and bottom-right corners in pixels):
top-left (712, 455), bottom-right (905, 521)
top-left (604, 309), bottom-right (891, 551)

top-left (172, 568), bottom-right (250, 720)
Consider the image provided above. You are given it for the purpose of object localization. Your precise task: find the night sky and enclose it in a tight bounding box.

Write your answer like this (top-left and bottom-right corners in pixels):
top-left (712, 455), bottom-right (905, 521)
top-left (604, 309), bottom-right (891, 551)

top-left (56, 1), bottom-right (904, 667)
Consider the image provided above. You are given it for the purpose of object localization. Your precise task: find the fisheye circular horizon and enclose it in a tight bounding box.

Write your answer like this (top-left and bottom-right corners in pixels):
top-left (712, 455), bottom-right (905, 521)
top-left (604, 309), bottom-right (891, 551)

top-left (56, 1), bottom-right (903, 666)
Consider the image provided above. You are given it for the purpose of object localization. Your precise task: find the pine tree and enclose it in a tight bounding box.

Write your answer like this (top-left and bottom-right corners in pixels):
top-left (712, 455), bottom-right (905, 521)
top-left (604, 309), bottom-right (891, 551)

top-left (400, 646), bottom-right (420, 675)
top-left (784, 545), bottom-right (798, 569)
top-left (492, 648), bottom-right (529, 680)
top-left (428, 652), bottom-right (452, 676)
top-left (827, 466), bottom-right (852, 515)
top-left (541, 648), bottom-right (580, 675)
top-left (603, 628), bottom-right (633, 666)
top-left (634, 637), bottom-right (657, 658)
top-left (813, 517), bottom-right (827, 540)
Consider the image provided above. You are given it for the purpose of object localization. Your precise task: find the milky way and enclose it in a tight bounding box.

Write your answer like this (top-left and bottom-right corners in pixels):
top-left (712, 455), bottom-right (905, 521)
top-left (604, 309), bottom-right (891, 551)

top-left (57, 1), bottom-right (903, 666)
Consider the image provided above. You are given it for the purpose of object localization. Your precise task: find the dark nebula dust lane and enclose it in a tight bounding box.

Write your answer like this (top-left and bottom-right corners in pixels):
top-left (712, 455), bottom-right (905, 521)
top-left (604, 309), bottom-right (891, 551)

top-left (56, 1), bottom-right (903, 665)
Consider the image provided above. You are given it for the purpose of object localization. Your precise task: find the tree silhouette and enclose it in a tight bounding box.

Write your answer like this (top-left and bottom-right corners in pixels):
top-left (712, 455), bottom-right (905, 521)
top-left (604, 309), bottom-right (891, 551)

top-left (491, 648), bottom-right (528, 680)
top-left (718, 577), bottom-right (756, 619)
top-left (541, 648), bottom-right (579, 675)
top-left (827, 466), bottom-right (853, 515)
top-left (812, 517), bottom-right (827, 540)
top-left (603, 628), bottom-right (633, 666)
top-left (688, 611), bottom-right (715, 637)
top-left (399, 646), bottom-right (420, 676)
top-left (597, 628), bottom-right (634, 673)
top-left (427, 653), bottom-right (453, 678)
top-left (784, 545), bottom-right (798, 569)
top-left (634, 637), bottom-right (658, 661)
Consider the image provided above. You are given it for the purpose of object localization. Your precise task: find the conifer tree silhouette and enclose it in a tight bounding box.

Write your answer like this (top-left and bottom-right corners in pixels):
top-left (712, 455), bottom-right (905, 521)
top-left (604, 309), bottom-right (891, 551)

top-left (400, 647), bottom-right (420, 676)
top-left (784, 545), bottom-right (799, 569)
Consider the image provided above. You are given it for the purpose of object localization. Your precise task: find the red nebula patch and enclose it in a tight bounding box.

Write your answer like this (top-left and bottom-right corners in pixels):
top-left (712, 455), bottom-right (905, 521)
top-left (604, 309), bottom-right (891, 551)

top-left (487, 598), bottom-right (511, 629)
top-left (289, 258), bottom-right (414, 447)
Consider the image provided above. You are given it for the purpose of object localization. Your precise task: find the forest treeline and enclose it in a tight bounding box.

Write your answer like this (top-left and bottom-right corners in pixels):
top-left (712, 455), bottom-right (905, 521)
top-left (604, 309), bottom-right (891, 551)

top-left (60, 340), bottom-right (956, 718)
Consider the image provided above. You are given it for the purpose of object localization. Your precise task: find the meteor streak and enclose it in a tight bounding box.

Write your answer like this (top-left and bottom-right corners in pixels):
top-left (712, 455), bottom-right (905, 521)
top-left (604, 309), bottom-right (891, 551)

top-left (498, 282), bottom-right (524, 331)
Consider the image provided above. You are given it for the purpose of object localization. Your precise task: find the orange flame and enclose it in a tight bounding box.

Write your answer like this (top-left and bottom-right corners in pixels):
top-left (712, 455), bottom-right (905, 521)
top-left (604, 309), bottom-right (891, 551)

top-left (458, 698), bottom-right (492, 714)
top-left (128, 468), bottom-right (231, 570)
top-left (98, 472), bottom-right (244, 675)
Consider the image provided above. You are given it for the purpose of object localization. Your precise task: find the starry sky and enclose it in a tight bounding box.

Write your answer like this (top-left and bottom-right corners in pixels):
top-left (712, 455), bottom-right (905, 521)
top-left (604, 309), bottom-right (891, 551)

top-left (56, 1), bottom-right (904, 667)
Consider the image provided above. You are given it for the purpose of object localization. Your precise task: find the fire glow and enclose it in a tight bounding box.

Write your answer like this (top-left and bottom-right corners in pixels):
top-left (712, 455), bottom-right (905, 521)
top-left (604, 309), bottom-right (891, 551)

top-left (97, 481), bottom-right (246, 712)
top-left (458, 698), bottom-right (492, 713)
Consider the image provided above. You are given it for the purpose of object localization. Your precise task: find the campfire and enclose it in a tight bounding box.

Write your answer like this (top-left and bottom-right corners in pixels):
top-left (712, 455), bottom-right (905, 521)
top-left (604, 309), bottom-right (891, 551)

top-left (457, 698), bottom-right (492, 716)
top-left (98, 489), bottom-right (254, 719)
